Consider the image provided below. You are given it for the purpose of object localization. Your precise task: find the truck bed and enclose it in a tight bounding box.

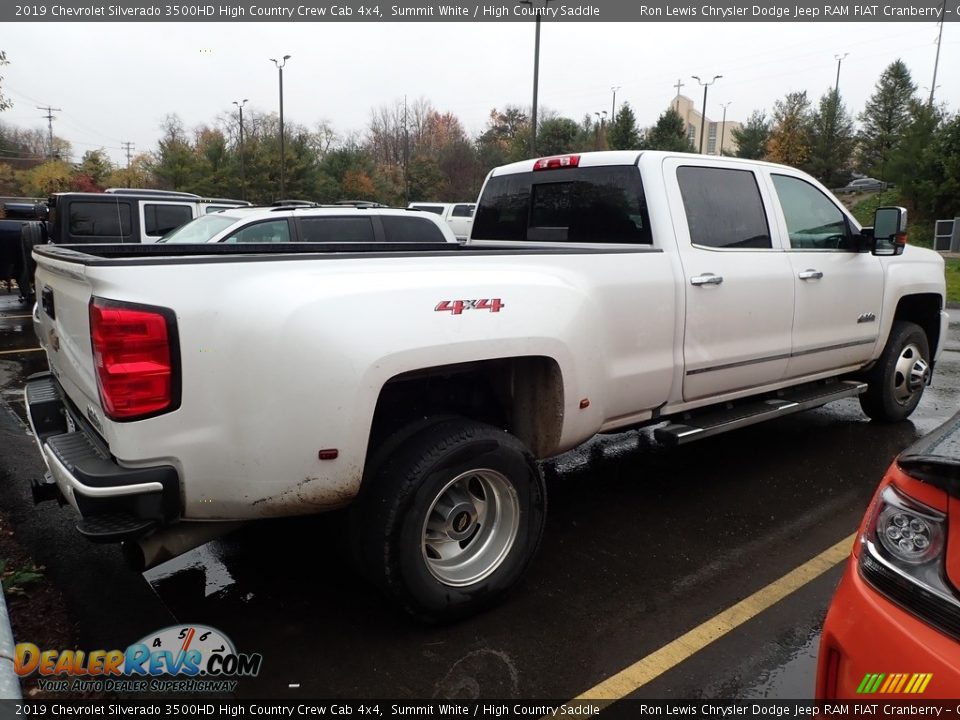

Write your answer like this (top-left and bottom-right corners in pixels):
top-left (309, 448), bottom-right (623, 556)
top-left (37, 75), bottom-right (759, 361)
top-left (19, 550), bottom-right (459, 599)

top-left (34, 242), bottom-right (660, 265)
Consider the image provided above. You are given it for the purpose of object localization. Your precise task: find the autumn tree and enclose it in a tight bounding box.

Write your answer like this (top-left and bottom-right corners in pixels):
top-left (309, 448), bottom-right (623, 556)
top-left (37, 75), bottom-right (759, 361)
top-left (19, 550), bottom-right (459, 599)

top-left (766, 91), bottom-right (812, 167)
top-left (606, 103), bottom-right (641, 150)
top-left (858, 60), bottom-right (917, 178)
top-left (642, 109), bottom-right (694, 152)
top-left (732, 110), bottom-right (771, 160)
top-left (805, 90), bottom-right (856, 188)
top-left (18, 160), bottom-right (73, 196)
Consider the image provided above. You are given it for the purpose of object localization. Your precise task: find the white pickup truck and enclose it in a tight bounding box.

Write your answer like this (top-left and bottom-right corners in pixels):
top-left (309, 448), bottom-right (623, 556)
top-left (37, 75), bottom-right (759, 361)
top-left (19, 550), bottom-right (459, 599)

top-left (407, 202), bottom-right (476, 241)
top-left (24, 151), bottom-right (947, 621)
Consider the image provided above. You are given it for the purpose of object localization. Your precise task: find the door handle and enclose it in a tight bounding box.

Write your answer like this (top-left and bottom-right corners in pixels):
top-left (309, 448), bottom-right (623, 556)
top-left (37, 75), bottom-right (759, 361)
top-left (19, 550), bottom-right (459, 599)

top-left (798, 269), bottom-right (823, 280)
top-left (690, 273), bottom-right (723, 286)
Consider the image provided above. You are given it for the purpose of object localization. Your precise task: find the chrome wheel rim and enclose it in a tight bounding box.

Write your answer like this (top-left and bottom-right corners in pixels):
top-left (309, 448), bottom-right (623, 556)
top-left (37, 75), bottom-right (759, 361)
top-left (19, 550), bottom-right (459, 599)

top-left (421, 469), bottom-right (520, 587)
top-left (893, 343), bottom-right (929, 405)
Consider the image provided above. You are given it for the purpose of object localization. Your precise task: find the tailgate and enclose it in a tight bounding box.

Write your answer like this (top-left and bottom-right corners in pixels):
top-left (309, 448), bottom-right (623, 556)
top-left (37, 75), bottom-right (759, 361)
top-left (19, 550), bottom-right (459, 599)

top-left (32, 254), bottom-right (102, 422)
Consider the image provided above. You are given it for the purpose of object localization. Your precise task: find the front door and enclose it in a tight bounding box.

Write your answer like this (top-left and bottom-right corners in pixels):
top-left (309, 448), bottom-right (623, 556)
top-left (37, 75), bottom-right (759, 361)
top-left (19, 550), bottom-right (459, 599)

top-left (765, 172), bottom-right (884, 378)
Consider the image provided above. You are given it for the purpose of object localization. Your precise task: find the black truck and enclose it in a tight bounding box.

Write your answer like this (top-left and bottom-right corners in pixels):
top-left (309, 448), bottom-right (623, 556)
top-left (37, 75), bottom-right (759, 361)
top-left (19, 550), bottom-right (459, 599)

top-left (12, 188), bottom-right (249, 302)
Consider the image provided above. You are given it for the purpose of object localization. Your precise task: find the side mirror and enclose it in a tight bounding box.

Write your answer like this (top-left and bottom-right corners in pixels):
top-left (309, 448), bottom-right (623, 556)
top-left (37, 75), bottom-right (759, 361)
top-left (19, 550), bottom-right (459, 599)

top-left (872, 206), bottom-right (908, 256)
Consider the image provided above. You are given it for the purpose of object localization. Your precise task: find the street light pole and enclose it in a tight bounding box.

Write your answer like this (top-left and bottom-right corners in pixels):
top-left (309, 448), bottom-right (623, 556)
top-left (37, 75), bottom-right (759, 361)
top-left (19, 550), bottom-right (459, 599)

top-left (520, 0), bottom-right (553, 156)
top-left (270, 55), bottom-right (291, 198)
top-left (718, 102), bottom-right (731, 156)
top-left (232, 99), bottom-right (248, 200)
top-left (692, 74), bottom-right (721, 154)
top-left (834, 52), bottom-right (848, 95)
top-left (611, 85), bottom-right (621, 121)
top-left (594, 111), bottom-right (607, 149)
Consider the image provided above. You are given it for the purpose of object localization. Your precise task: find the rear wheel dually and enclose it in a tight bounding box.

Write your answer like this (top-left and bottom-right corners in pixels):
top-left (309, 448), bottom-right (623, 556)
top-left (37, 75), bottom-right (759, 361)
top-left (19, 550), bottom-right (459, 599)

top-left (350, 418), bottom-right (546, 623)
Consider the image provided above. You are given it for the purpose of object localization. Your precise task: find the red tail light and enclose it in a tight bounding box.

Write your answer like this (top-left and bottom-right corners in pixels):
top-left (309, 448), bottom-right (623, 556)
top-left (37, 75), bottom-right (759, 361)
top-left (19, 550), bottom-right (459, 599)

top-left (533, 154), bottom-right (580, 170)
top-left (89, 298), bottom-right (179, 421)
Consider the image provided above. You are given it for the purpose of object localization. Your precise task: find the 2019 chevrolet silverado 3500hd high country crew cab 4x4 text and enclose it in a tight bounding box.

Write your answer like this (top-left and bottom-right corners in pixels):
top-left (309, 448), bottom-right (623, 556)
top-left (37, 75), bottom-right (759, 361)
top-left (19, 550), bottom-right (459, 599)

top-left (24, 151), bottom-right (947, 620)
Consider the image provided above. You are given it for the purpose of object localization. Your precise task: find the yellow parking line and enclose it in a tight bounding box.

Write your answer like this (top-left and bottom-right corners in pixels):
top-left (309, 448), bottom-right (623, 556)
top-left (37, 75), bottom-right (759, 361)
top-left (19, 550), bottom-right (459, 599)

top-left (0, 347), bottom-right (43, 355)
top-left (573, 533), bottom-right (857, 701)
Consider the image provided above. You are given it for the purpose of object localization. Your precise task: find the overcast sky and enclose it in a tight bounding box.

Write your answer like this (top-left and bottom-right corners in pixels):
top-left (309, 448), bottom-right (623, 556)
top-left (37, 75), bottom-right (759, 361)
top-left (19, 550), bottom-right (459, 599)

top-left (1, 21), bottom-right (956, 166)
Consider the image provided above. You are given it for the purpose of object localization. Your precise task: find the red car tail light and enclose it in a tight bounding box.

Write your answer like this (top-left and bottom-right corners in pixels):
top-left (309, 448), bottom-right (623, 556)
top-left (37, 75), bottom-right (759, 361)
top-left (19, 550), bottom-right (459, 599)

top-left (89, 298), bottom-right (180, 421)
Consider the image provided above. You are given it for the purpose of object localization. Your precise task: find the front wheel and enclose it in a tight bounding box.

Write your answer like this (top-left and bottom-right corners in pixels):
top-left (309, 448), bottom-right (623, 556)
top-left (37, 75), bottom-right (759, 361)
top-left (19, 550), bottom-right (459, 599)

top-left (350, 418), bottom-right (546, 622)
top-left (859, 321), bottom-right (930, 422)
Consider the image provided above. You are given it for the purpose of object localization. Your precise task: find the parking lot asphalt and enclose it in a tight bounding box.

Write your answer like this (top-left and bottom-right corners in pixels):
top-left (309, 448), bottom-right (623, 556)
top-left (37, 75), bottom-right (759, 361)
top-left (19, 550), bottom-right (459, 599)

top-left (1, 289), bottom-right (958, 700)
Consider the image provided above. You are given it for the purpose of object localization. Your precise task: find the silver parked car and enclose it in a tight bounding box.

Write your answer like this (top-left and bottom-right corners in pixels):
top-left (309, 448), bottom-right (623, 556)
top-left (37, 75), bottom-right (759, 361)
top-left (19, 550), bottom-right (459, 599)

top-left (839, 177), bottom-right (888, 193)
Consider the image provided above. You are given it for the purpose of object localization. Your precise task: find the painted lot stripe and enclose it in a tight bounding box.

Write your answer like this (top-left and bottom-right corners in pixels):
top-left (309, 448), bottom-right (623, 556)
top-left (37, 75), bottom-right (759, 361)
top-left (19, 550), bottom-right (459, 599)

top-left (0, 347), bottom-right (43, 356)
top-left (573, 533), bottom-right (856, 701)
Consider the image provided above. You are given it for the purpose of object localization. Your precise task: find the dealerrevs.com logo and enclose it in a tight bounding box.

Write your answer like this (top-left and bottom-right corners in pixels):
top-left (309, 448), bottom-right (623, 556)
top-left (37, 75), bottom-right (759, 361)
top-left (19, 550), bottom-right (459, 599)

top-left (15, 624), bottom-right (262, 693)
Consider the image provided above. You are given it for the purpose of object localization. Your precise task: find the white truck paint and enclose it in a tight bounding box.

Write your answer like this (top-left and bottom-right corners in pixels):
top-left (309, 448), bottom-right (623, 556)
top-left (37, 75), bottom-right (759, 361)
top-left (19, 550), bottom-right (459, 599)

top-left (25, 150), bottom-right (947, 620)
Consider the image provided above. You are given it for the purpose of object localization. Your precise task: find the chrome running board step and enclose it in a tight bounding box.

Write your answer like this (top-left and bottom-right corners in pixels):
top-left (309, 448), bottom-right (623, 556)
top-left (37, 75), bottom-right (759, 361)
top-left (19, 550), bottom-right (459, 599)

top-left (654, 380), bottom-right (868, 446)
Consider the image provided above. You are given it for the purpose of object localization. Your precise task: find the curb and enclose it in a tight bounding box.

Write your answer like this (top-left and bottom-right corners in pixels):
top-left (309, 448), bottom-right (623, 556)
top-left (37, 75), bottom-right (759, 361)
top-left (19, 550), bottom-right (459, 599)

top-left (0, 590), bottom-right (21, 699)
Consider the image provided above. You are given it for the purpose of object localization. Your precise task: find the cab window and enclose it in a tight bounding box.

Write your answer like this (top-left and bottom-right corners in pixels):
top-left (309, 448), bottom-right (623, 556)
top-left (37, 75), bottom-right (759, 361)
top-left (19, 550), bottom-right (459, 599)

top-left (676, 166), bottom-right (771, 249)
top-left (772, 174), bottom-right (852, 250)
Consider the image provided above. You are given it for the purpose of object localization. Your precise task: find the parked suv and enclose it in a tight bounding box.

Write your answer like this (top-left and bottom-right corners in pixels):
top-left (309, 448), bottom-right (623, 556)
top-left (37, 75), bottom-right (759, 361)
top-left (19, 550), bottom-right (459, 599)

top-left (160, 205), bottom-right (459, 244)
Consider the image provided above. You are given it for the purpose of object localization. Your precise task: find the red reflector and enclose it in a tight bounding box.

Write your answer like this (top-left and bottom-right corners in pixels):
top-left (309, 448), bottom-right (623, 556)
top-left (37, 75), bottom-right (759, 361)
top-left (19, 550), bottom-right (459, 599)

top-left (318, 449), bottom-right (339, 460)
top-left (89, 300), bottom-right (175, 421)
top-left (533, 154), bottom-right (580, 171)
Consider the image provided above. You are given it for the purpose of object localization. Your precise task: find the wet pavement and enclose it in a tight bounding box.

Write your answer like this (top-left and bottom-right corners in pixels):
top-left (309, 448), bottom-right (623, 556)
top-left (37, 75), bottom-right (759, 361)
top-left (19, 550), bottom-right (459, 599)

top-left (1, 288), bottom-right (958, 700)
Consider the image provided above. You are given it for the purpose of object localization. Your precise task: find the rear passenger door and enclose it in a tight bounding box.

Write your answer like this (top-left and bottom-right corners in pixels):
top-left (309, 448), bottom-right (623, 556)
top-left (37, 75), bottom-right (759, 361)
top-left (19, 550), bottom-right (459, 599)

top-left (765, 171), bottom-right (883, 378)
top-left (665, 158), bottom-right (795, 401)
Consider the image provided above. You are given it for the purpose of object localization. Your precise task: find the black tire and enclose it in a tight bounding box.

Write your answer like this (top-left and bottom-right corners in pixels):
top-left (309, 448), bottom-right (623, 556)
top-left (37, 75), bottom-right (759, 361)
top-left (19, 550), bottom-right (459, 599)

top-left (18, 222), bottom-right (42, 304)
top-left (859, 321), bottom-right (930, 422)
top-left (350, 418), bottom-right (546, 623)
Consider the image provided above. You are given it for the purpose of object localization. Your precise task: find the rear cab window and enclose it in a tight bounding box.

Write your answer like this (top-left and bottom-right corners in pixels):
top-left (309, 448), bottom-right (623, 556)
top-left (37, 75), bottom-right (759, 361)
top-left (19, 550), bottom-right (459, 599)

top-left (472, 165), bottom-right (651, 244)
top-left (676, 166), bottom-right (771, 249)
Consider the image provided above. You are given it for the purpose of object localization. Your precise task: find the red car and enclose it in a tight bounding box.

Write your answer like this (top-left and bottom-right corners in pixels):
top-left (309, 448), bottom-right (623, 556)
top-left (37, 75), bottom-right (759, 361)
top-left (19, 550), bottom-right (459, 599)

top-left (817, 414), bottom-right (960, 699)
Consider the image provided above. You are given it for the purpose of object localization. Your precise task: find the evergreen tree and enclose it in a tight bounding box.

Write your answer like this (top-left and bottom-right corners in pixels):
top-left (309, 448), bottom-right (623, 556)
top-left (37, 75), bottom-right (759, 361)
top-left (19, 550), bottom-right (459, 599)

top-left (606, 103), bottom-right (641, 150)
top-left (766, 91), bottom-right (811, 167)
top-left (537, 117), bottom-right (581, 155)
top-left (805, 90), bottom-right (856, 188)
top-left (731, 110), bottom-right (771, 160)
top-left (858, 60), bottom-right (917, 178)
top-left (642, 109), bottom-right (694, 152)
top-left (886, 101), bottom-right (942, 216)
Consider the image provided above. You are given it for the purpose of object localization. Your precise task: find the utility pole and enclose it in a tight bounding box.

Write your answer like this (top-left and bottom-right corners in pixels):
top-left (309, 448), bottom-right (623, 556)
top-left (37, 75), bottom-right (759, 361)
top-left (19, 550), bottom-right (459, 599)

top-left (610, 86), bottom-right (621, 121)
top-left (930, 10), bottom-right (945, 106)
top-left (834, 53), bottom-right (848, 95)
top-left (121, 141), bottom-right (135, 169)
top-left (520, 0), bottom-right (554, 155)
top-left (692, 75), bottom-right (721, 154)
top-left (37, 105), bottom-right (62, 159)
